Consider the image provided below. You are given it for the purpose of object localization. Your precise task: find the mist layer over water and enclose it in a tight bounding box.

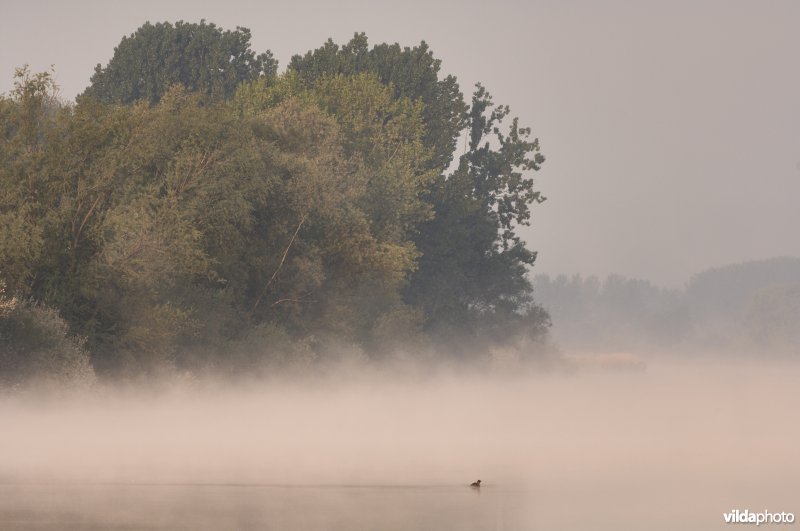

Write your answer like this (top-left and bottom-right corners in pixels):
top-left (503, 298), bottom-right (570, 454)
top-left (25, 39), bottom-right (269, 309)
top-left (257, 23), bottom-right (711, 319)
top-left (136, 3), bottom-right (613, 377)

top-left (2, 357), bottom-right (798, 530)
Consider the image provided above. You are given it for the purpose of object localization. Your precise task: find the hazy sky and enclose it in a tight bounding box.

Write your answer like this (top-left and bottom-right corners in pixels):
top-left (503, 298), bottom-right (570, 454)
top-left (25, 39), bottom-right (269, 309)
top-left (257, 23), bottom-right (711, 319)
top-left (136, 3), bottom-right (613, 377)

top-left (2, 0), bottom-right (798, 287)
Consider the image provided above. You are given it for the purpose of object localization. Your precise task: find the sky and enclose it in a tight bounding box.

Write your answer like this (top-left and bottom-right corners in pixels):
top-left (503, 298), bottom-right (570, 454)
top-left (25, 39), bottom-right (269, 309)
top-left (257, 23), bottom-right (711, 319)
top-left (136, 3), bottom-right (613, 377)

top-left (2, 0), bottom-right (798, 287)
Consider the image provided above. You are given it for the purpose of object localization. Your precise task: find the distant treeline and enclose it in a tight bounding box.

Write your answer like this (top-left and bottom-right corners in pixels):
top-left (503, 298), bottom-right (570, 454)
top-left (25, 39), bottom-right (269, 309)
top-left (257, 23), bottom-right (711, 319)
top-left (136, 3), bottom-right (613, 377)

top-left (0, 22), bottom-right (549, 385)
top-left (534, 257), bottom-right (800, 355)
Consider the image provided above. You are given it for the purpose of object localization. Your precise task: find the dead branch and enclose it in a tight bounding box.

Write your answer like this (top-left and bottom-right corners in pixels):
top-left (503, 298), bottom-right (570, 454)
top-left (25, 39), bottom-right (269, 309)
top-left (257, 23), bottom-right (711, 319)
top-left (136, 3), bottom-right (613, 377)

top-left (251, 212), bottom-right (308, 313)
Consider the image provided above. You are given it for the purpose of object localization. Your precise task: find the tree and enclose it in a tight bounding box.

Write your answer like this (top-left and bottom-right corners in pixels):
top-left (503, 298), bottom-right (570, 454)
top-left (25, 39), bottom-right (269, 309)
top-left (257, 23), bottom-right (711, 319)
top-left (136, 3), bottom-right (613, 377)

top-left (82, 86), bottom-right (268, 375)
top-left (241, 95), bottom-right (421, 347)
top-left (233, 73), bottom-right (436, 349)
top-left (311, 73), bottom-right (436, 245)
top-left (82, 21), bottom-right (278, 105)
top-left (406, 85), bottom-right (547, 344)
top-left (290, 35), bottom-right (550, 346)
top-left (0, 282), bottom-right (95, 389)
top-left (744, 284), bottom-right (800, 354)
top-left (1, 27), bottom-right (553, 382)
top-left (0, 67), bottom-right (58, 297)
top-left (290, 33), bottom-right (467, 172)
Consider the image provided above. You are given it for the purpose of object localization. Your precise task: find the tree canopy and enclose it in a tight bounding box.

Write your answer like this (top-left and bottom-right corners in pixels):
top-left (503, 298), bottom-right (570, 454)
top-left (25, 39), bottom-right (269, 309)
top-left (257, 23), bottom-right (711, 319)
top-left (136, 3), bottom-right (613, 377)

top-left (82, 21), bottom-right (278, 105)
top-left (1, 26), bottom-right (550, 385)
top-left (290, 34), bottom-right (548, 343)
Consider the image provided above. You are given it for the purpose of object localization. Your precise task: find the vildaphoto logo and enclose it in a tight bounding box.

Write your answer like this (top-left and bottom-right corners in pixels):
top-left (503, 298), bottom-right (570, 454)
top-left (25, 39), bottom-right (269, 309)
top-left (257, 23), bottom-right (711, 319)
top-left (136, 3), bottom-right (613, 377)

top-left (723, 509), bottom-right (795, 526)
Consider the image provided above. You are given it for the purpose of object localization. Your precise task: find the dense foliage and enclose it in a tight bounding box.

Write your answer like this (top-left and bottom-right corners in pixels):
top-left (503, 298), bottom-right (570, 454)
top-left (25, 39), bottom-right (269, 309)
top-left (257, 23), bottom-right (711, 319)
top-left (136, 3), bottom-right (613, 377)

top-left (291, 35), bottom-right (548, 344)
top-left (82, 21), bottom-right (278, 105)
top-left (1, 26), bottom-right (549, 383)
top-left (0, 283), bottom-right (95, 388)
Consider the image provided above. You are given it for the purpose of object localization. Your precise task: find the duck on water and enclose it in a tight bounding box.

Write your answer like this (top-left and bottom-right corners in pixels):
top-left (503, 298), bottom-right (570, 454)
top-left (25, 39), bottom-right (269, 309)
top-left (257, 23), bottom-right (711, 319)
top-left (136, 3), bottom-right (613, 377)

top-left (470, 480), bottom-right (481, 488)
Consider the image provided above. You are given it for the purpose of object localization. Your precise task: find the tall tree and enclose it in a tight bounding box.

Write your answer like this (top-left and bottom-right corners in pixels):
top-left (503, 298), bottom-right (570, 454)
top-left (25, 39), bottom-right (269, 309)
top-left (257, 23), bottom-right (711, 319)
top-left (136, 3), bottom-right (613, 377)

top-left (82, 21), bottom-right (278, 105)
top-left (406, 85), bottom-right (547, 343)
top-left (291, 35), bottom-right (549, 345)
top-left (233, 73), bottom-right (437, 347)
top-left (1, 27), bottom-right (553, 383)
top-left (0, 66), bottom-right (60, 297)
top-left (290, 33), bottom-right (467, 172)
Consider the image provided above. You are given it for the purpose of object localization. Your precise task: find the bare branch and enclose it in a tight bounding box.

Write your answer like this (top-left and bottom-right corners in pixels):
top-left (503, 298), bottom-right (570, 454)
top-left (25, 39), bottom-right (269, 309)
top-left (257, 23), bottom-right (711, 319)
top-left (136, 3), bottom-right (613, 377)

top-left (251, 213), bottom-right (308, 313)
top-left (270, 291), bottom-right (315, 307)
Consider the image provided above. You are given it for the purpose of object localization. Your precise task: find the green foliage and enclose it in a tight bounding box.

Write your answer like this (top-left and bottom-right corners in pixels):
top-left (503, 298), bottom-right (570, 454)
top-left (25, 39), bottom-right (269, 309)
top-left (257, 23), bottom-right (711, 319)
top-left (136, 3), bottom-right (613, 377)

top-left (0, 283), bottom-right (95, 389)
top-left (243, 96), bottom-right (423, 347)
top-left (311, 74), bottom-right (436, 244)
top-left (290, 33), bottom-right (467, 171)
top-left (0, 27), bottom-right (551, 383)
top-left (231, 71), bottom-right (305, 117)
top-left (82, 21), bottom-right (278, 104)
top-left (289, 35), bottom-right (549, 347)
top-left (405, 84), bottom-right (547, 344)
top-left (79, 87), bottom-right (268, 375)
top-left (0, 66), bottom-right (61, 296)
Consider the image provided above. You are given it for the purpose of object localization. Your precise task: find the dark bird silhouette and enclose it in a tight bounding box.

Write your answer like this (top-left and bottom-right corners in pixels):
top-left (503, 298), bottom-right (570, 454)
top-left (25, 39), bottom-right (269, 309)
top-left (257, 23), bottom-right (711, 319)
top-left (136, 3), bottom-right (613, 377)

top-left (470, 479), bottom-right (481, 488)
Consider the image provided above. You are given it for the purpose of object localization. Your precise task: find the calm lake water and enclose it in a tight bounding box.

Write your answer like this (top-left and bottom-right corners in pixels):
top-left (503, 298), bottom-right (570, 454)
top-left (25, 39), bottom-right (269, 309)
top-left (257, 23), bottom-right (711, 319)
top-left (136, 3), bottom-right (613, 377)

top-left (2, 477), bottom-right (795, 531)
top-left (2, 361), bottom-right (798, 530)
top-left (0, 483), bottom-right (530, 531)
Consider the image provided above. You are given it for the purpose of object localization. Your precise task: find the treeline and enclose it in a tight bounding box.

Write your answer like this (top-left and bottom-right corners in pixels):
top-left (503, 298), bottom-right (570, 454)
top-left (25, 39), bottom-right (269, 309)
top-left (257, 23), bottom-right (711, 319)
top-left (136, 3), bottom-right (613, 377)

top-left (534, 274), bottom-right (687, 351)
top-left (534, 257), bottom-right (800, 355)
top-left (0, 22), bottom-right (549, 385)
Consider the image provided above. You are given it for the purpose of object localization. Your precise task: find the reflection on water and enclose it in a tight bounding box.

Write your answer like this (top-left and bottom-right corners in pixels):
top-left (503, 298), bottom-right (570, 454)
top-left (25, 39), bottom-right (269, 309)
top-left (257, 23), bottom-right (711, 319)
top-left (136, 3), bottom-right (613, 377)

top-left (0, 483), bottom-right (527, 531)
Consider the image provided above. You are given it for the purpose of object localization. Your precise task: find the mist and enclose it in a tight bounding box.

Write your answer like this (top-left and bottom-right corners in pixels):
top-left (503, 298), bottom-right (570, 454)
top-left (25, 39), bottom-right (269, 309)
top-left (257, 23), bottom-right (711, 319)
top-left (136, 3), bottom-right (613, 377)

top-left (2, 356), bottom-right (799, 530)
top-left (2, 1), bottom-right (799, 529)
